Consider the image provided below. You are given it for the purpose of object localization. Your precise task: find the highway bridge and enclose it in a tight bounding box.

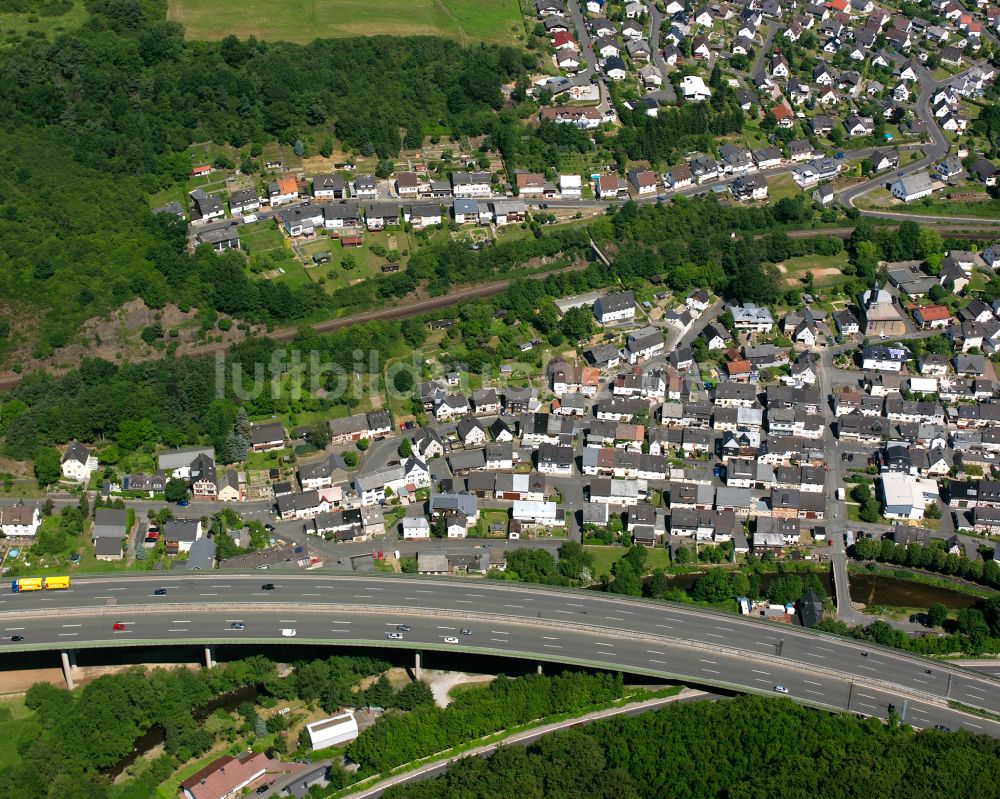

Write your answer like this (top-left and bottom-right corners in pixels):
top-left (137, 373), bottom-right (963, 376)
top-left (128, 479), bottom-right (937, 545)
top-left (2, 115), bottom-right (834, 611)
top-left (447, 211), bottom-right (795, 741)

top-left (3, 573), bottom-right (999, 736)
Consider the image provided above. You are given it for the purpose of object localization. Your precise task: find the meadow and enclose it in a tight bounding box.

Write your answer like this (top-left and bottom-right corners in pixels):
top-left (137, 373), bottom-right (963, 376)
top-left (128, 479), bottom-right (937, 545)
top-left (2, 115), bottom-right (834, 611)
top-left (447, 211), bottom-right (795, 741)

top-left (167, 0), bottom-right (524, 45)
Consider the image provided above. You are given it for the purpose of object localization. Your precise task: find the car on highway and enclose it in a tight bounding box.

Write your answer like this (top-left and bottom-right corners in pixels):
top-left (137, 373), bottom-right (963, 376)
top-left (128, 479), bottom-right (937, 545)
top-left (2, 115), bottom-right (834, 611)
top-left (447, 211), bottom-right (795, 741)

top-left (443, 636), bottom-right (460, 644)
top-left (934, 724), bottom-right (953, 732)
top-left (460, 628), bottom-right (472, 636)
top-left (154, 588), bottom-right (167, 595)
top-left (231, 622), bottom-right (245, 630)
top-left (280, 629), bottom-right (296, 637)
top-left (396, 624), bottom-right (411, 632)
top-left (386, 632), bottom-right (404, 640)
top-left (177, 500), bottom-right (189, 507)
top-left (261, 583), bottom-right (275, 590)
top-left (112, 623), bottom-right (127, 631)
top-left (773, 685), bottom-right (790, 694)
top-left (10, 636), bottom-right (23, 642)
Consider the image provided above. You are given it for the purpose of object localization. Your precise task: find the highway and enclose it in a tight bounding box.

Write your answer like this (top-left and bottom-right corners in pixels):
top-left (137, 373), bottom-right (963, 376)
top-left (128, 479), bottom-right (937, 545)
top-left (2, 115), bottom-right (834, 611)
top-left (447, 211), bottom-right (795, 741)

top-left (3, 573), bottom-right (999, 736)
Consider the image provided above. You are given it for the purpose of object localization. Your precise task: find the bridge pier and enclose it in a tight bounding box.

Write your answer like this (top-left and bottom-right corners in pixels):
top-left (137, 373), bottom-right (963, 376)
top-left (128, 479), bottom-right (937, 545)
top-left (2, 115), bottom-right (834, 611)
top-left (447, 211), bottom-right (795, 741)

top-left (204, 646), bottom-right (215, 669)
top-left (414, 651), bottom-right (422, 681)
top-left (537, 663), bottom-right (543, 675)
top-left (60, 651), bottom-right (75, 690)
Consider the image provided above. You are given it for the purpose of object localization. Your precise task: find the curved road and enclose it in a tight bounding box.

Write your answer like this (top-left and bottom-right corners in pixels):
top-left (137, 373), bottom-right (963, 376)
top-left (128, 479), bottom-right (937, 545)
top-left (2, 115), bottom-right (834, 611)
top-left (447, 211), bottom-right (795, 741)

top-left (2, 574), bottom-right (999, 736)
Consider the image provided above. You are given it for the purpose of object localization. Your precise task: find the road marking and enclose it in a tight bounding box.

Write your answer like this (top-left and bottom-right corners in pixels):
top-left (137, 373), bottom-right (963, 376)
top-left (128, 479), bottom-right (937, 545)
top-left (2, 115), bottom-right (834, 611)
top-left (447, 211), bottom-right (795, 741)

top-left (199, 593), bottom-right (218, 597)
top-left (437, 626), bottom-right (455, 630)
top-left (714, 626), bottom-right (734, 632)
top-left (965, 686), bottom-right (987, 694)
top-left (95, 596), bottom-right (112, 600)
top-left (466, 593), bottom-right (484, 597)
top-left (58, 633), bottom-right (78, 637)
top-left (354, 595), bottom-right (373, 598)
top-left (705, 633), bottom-right (724, 638)
top-left (490, 631), bottom-right (508, 635)
top-left (702, 668), bottom-right (720, 674)
top-left (279, 619), bottom-right (297, 623)
top-left (212, 585), bottom-right (231, 588)
top-left (751, 669), bottom-right (769, 675)
top-left (542, 636), bottom-right (559, 640)
top-left (4, 628), bottom-right (23, 631)
top-left (657, 624), bottom-right (673, 629)
top-left (504, 604), bottom-right (524, 609)
top-left (807, 653), bottom-right (825, 659)
top-left (965, 722), bottom-right (983, 729)
top-left (62, 624), bottom-right (82, 628)
top-left (616, 610), bottom-right (633, 614)
top-left (754, 678), bottom-right (772, 684)
top-left (597, 651), bottom-right (616, 658)
top-left (595, 642), bottom-right (614, 648)
top-left (805, 690), bottom-right (824, 697)
top-left (330, 620), bottom-right (352, 625)
top-left (169, 628), bottom-right (188, 632)
top-left (858, 693), bottom-right (877, 701)
top-left (803, 680), bottom-right (823, 686)
top-left (857, 665), bottom-right (876, 671)
top-left (567, 602), bottom-right (583, 607)
top-left (330, 629), bottom-right (351, 633)
top-left (302, 593), bottom-right (321, 597)
top-left (699, 659), bottom-right (716, 665)
top-left (913, 678), bottom-right (927, 684)
top-left (454, 600), bottom-right (473, 604)
top-left (404, 597), bottom-right (417, 601)
top-left (251, 593), bottom-right (270, 596)
top-left (816, 646), bottom-right (835, 653)
top-left (647, 650), bottom-right (665, 655)
top-left (649, 659), bottom-right (667, 665)
top-left (363, 587), bottom-right (383, 591)
top-left (543, 644), bottom-right (561, 649)
top-left (605, 616), bottom-right (624, 621)
top-left (553, 609), bottom-right (573, 614)
top-left (108, 588), bottom-right (126, 592)
top-left (113, 630), bottom-right (131, 634)
top-left (754, 641), bottom-right (773, 647)
top-left (858, 702), bottom-right (877, 710)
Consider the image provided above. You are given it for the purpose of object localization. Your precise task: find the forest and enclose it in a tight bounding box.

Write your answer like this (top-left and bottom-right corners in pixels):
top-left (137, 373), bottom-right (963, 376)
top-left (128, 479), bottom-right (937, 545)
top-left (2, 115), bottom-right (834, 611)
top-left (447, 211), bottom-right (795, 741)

top-left (385, 694), bottom-right (1000, 799)
top-left (0, 0), bottom-right (531, 356)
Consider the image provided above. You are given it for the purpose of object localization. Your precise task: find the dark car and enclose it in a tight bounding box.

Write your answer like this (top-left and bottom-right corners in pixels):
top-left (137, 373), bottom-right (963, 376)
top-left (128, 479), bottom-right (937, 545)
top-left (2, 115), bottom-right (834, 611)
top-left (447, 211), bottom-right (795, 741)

top-left (934, 724), bottom-right (952, 732)
top-left (264, 524), bottom-right (275, 532)
top-left (397, 624), bottom-right (411, 632)
top-left (10, 636), bottom-right (23, 642)
top-left (255, 786), bottom-right (269, 795)
top-left (154, 588), bottom-right (167, 596)
top-left (261, 583), bottom-right (275, 591)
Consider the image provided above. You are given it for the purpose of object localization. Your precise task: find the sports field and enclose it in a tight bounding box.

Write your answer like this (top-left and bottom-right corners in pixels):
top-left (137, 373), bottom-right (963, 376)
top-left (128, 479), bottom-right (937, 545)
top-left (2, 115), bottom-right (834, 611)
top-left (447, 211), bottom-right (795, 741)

top-left (167, 0), bottom-right (524, 45)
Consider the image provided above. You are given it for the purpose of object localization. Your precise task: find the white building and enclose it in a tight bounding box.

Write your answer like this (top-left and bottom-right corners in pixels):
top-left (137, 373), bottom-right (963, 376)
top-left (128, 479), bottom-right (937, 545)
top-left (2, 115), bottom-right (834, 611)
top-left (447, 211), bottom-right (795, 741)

top-left (60, 440), bottom-right (97, 483)
top-left (881, 472), bottom-right (926, 520)
top-left (890, 172), bottom-right (934, 202)
top-left (402, 517), bottom-right (431, 540)
top-left (306, 712), bottom-right (359, 750)
top-left (682, 75), bottom-right (712, 101)
top-left (0, 505), bottom-right (40, 538)
top-left (559, 174), bottom-right (583, 197)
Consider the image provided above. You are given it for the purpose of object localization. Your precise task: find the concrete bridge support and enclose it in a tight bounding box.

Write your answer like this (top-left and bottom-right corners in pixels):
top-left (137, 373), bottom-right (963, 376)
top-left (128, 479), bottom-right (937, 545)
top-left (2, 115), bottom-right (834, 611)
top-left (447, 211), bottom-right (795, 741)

top-left (204, 646), bottom-right (215, 669)
top-left (414, 651), bottom-right (422, 680)
top-left (60, 651), bottom-right (75, 690)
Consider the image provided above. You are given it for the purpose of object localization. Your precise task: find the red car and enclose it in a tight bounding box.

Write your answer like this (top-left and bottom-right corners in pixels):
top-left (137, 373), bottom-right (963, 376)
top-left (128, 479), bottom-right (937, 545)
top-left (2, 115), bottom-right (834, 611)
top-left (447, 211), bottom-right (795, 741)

top-left (112, 623), bottom-right (127, 631)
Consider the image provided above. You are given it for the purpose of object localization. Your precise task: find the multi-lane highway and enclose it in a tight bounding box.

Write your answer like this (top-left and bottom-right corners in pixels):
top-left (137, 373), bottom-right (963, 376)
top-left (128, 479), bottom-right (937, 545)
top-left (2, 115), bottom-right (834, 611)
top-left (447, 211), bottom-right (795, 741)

top-left (2, 574), bottom-right (999, 735)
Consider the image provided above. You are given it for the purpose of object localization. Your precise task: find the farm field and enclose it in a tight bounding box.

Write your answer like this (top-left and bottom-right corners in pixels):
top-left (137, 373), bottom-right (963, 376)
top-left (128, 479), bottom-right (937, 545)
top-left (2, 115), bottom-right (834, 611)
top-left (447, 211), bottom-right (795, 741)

top-left (167, 0), bottom-right (524, 45)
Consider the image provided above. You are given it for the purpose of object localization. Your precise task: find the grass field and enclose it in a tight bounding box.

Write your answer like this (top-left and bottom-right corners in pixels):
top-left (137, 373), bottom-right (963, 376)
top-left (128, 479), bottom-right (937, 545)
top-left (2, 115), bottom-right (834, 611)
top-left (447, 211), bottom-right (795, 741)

top-left (585, 545), bottom-right (670, 580)
top-left (167, 0), bottom-right (524, 45)
top-left (0, 0), bottom-right (87, 48)
top-left (0, 697), bottom-right (34, 771)
top-left (778, 252), bottom-right (850, 287)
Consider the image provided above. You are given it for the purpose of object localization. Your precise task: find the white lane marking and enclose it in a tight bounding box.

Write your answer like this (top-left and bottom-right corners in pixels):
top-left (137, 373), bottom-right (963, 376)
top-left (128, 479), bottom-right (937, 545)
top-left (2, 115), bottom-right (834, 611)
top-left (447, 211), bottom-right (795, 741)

top-left (702, 668), bottom-right (720, 674)
top-left (595, 642), bottom-right (614, 648)
top-left (62, 624), bottom-right (82, 628)
top-left (108, 588), bottom-right (126, 592)
top-left (858, 694), bottom-right (877, 701)
top-left (113, 630), bottom-right (132, 634)
top-left (404, 597), bottom-right (418, 601)
top-left (705, 633), bottom-right (724, 638)
top-left (95, 596), bottom-right (112, 600)
top-left (597, 651), bottom-right (616, 658)
top-left (857, 665), bottom-right (876, 671)
top-left (858, 702), bottom-right (877, 710)
top-left (751, 669), bottom-right (770, 675)
top-left (415, 590), bottom-right (433, 594)
top-left (543, 644), bottom-right (561, 649)
top-left (605, 616), bottom-right (624, 621)
top-left (490, 631), bottom-right (508, 635)
top-left (715, 626), bottom-right (734, 632)
top-left (330, 629), bottom-right (351, 633)
top-left (699, 659), bottom-right (717, 665)
top-left (913, 678), bottom-right (927, 684)
top-left (302, 593), bottom-right (321, 597)
top-left (251, 593), bottom-right (270, 596)
top-left (199, 593), bottom-right (218, 597)
top-left (169, 628), bottom-right (188, 632)
top-left (504, 604), bottom-right (524, 609)
top-left (755, 678), bottom-right (772, 683)
top-left (803, 680), bottom-right (823, 686)
top-left (553, 609), bottom-right (573, 614)
top-left (466, 593), bottom-right (484, 597)
top-left (354, 594), bottom-right (373, 598)
top-left (567, 602), bottom-right (583, 607)
top-left (616, 610), bottom-right (633, 614)
top-left (649, 659), bottom-right (668, 665)
top-left (755, 641), bottom-right (774, 647)
top-left (647, 650), bottom-right (665, 655)
top-left (542, 636), bottom-right (559, 640)
top-left (805, 690), bottom-right (824, 697)
top-left (212, 585), bottom-right (231, 588)
top-left (657, 624), bottom-right (673, 629)
top-left (58, 633), bottom-right (78, 637)
top-left (491, 638), bottom-right (509, 643)
top-left (807, 653), bottom-right (825, 659)
top-left (330, 620), bottom-right (352, 625)
top-left (965, 686), bottom-right (987, 694)
top-left (363, 587), bottom-right (383, 591)
top-left (4, 627), bottom-right (24, 631)
top-left (816, 646), bottom-right (835, 653)
top-left (437, 626), bottom-right (455, 630)
top-left (173, 620), bottom-right (191, 624)
top-left (454, 600), bottom-right (473, 604)
top-left (965, 722), bottom-right (983, 729)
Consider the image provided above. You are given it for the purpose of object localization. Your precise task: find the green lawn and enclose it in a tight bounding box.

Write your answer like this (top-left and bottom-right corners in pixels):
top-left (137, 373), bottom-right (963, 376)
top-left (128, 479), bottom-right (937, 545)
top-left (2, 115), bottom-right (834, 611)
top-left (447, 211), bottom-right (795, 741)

top-left (585, 545), bottom-right (669, 580)
top-left (778, 252), bottom-right (850, 287)
top-left (0, 0), bottom-right (88, 48)
top-left (167, 0), bottom-right (524, 45)
top-left (0, 697), bottom-right (35, 771)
